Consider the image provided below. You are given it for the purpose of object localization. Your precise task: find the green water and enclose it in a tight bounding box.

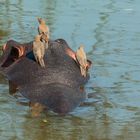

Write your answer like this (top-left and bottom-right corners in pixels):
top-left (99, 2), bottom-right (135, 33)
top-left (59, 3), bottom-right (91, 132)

top-left (0, 0), bottom-right (140, 140)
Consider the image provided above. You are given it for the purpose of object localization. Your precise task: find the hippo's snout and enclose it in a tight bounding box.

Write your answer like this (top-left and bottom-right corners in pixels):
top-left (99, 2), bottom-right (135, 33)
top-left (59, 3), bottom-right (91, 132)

top-left (22, 83), bottom-right (86, 114)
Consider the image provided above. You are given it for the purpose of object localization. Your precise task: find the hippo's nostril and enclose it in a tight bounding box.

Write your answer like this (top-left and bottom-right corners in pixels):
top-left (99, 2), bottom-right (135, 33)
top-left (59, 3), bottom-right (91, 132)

top-left (54, 101), bottom-right (71, 115)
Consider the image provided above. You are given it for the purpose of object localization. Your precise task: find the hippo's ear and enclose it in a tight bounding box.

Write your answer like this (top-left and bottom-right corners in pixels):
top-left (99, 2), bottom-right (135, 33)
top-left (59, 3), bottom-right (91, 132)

top-left (2, 41), bottom-right (24, 58)
top-left (2, 43), bottom-right (7, 52)
top-left (1, 43), bottom-right (25, 67)
top-left (14, 46), bottom-right (24, 58)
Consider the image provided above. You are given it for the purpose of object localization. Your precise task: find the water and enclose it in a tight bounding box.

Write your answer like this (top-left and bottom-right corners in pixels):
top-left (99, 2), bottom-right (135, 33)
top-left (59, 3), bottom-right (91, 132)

top-left (0, 0), bottom-right (140, 140)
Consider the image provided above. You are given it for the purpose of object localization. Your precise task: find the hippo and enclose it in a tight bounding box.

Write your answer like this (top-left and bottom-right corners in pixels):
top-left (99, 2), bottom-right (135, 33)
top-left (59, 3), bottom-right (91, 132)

top-left (0, 39), bottom-right (91, 115)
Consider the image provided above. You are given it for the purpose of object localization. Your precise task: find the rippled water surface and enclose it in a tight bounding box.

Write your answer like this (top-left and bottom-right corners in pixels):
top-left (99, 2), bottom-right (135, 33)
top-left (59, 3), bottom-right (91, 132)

top-left (0, 0), bottom-right (140, 140)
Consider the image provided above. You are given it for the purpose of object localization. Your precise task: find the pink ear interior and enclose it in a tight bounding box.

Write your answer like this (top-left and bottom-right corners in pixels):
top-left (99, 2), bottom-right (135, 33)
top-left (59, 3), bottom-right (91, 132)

top-left (65, 47), bottom-right (76, 61)
top-left (2, 44), bottom-right (7, 52)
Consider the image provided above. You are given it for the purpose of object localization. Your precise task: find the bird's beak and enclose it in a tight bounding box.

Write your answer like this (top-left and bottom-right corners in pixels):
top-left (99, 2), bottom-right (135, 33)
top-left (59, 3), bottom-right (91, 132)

top-left (37, 17), bottom-right (41, 23)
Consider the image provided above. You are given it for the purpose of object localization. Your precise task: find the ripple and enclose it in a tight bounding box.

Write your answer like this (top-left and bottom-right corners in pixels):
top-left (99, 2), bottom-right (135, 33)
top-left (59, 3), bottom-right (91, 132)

top-left (0, 0), bottom-right (140, 140)
top-left (0, 112), bottom-right (12, 125)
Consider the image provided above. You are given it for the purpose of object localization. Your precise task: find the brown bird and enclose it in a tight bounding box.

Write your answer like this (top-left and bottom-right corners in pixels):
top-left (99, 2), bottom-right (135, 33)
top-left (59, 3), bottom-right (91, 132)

top-left (37, 18), bottom-right (49, 39)
top-left (37, 18), bottom-right (49, 49)
top-left (76, 45), bottom-right (87, 77)
top-left (33, 35), bottom-right (45, 67)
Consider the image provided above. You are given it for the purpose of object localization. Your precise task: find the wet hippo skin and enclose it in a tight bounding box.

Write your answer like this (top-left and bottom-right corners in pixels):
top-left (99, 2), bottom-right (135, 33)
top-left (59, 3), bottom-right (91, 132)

top-left (0, 39), bottom-right (91, 114)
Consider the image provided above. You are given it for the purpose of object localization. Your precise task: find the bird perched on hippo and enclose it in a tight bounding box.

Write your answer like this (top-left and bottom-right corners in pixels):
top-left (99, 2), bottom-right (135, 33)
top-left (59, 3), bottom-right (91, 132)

top-left (33, 34), bottom-right (45, 67)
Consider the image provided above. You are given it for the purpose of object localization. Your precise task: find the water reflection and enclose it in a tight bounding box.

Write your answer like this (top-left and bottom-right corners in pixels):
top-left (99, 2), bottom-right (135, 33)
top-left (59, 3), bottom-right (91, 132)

top-left (0, 0), bottom-right (140, 140)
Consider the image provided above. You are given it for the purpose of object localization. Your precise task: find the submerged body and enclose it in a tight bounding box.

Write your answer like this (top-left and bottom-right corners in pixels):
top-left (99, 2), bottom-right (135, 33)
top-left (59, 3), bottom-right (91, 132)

top-left (0, 39), bottom-right (91, 114)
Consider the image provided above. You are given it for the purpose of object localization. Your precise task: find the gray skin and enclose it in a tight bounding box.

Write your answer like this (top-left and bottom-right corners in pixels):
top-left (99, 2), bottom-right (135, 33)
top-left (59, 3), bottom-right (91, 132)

top-left (0, 39), bottom-right (90, 114)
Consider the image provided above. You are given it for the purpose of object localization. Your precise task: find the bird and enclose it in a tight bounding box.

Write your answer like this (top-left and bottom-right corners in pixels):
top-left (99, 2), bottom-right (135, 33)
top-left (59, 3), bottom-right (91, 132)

top-left (41, 33), bottom-right (49, 50)
top-left (33, 35), bottom-right (45, 67)
top-left (75, 45), bottom-right (87, 77)
top-left (37, 18), bottom-right (49, 39)
top-left (37, 18), bottom-right (50, 49)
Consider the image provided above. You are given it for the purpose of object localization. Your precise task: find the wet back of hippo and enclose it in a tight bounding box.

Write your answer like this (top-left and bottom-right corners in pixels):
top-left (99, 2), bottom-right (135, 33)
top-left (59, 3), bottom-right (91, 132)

top-left (0, 39), bottom-right (89, 114)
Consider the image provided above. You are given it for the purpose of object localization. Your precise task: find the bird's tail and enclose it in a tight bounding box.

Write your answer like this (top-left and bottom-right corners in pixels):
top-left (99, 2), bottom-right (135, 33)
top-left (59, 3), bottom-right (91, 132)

top-left (80, 66), bottom-right (86, 77)
top-left (38, 57), bottom-right (45, 67)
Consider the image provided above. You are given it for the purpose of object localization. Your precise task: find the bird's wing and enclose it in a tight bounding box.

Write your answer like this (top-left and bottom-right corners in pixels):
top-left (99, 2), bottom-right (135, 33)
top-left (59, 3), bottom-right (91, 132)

top-left (33, 42), bottom-right (40, 54)
top-left (33, 42), bottom-right (40, 62)
top-left (33, 42), bottom-right (37, 50)
top-left (40, 43), bottom-right (45, 56)
top-left (80, 48), bottom-right (87, 60)
top-left (76, 48), bottom-right (87, 68)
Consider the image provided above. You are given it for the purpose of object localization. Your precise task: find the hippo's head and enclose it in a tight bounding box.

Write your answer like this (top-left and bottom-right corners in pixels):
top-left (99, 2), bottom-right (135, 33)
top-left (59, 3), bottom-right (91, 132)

top-left (0, 39), bottom-right (91, 114)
